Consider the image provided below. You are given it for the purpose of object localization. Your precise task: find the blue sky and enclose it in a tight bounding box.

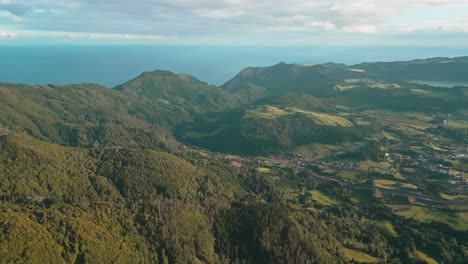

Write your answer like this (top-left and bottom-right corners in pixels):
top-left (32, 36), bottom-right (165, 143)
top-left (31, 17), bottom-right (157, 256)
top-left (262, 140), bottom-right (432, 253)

top-left (1, 0), bottom-right (468, 45)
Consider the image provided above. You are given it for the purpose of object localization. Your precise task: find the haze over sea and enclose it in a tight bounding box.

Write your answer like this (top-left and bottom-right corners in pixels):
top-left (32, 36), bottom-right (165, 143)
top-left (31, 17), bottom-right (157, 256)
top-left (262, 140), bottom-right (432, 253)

top-left (1, 45), bottom-right (468, 87)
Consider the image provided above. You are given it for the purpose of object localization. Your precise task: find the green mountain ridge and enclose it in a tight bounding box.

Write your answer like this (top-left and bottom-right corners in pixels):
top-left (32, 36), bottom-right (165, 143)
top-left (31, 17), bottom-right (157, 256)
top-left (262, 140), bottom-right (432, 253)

top-left (0, 82), bottom-right (181, 150)
top-left (354, 56), bottom-right (468, 82)
top-left (221, 62), bottom-right (350, 97)
top-left (222, 57), bottom-right (468, 98)
top-left (1, 131), bottom-right (466, 263)
top-left (0, 133), bottom-right (350, 263)
top-left (116, 70), bottom-right (239, 112)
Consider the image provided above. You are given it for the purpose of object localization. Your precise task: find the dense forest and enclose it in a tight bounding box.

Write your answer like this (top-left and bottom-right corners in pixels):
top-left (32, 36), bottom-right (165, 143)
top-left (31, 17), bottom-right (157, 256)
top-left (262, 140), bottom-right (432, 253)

top-left (1, 132), bottom-right (466, 263)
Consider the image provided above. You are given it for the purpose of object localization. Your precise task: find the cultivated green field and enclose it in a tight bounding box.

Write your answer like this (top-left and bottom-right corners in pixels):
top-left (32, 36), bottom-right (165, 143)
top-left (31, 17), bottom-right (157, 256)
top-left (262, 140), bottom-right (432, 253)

top-left (446, 121), bottom-right (468, 130)
top-left (373, 220), bottom-right (398, 237)
top-left (246, 105), bottom-right (353, 127)
top-left (440, 193), bottom-right (468, 200)
top-left (374, 179), bottom-right (398, 189)
top-left (310, 190), bottom-right (337, 206)
top-left (256, 167), bottom-right (271, 173)
top-left (338, 171), bottom-right (362, 182)
top-left (358, 161), bottom-right (391, 174)
top-left (297, 143), bottom-right (339, 161)
top-left (396, 206), bottom-right (468, 231)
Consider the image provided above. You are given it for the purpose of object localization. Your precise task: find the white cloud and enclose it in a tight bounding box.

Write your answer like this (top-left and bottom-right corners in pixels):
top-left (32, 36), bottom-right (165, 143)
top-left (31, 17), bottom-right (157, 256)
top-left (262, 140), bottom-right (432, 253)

top-left (343, 25), bottom-right (378, 34)
top-left (391, 14), bottom-right (468, 33)
top-left (15, 29), bottom-right (175, 42)
top-left (193, 9), bottom-right (244, 19)
top-left (2, 0), bottom-right (468, 43)
top-left (0, 31), bottom-right (16, 38)
top-left (159, 0), bottom-right (468, 34)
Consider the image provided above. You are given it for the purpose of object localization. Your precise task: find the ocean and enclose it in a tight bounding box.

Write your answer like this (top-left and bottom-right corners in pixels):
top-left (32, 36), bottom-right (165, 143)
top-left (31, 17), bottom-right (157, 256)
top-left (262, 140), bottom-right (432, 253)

top-left (1, 45), bottom-right (468, 87)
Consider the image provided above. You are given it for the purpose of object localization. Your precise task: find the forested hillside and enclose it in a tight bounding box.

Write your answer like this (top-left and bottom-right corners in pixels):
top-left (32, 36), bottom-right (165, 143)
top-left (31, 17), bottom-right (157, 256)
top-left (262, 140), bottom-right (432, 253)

top-left (1, 132), bottom-right (466, 263)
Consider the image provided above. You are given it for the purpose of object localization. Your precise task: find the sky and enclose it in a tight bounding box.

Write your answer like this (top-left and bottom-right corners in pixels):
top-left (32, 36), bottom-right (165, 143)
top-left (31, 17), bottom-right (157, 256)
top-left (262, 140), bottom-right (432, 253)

top-left (1, 0), bottom-right (468, 45)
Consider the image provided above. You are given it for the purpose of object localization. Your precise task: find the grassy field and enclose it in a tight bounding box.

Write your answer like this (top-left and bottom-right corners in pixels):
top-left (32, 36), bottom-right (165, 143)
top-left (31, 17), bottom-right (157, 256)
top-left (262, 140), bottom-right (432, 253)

top-left (374, 179), bottom-right (397, 189)
top-left (370, 82), bottom-right (400, 89)
top-left (246, 105), bottom-right (289, 119)
top-left (354, 118), bottom-right (371, 126)
top-left (373, 220), bottom-right (398, 237)
top-left (256, 167), bottom-right (271, 173)
top-left (310, 190), bottom-right (337, 206)
top-left (297, 143), bottom-right (342, 161)
top-left (381, 131), bottom-right (398, 141)
top-left (373, 179), bottom-right (418, 191)
top-left (358, 161), bottom-right (391, 174)
top-left (399, 182), bottom-right (418, 189)
top-left (444, 159), bottom-right (462, 168)
top-left (414, 250), bottom-right (438, 264)
top-left (343, 248), bottom-right (381, 263)
top-left (429, 144), bottom-right (448, 152)
top-left (396, 206), bottom-right (468, 231)
top-left (393, 172), bottom-right (405, 180)
top-left (336, 78), bottom-right (375, 91)
top-left (246, 105), bottom-right (353, 127)
top-left (440, 193), bottom-right (468, 200)
top-left (392, 125), bottom-right (427, 138)
top-left (446, 120), bottom-right (468, 130)
top-left (338, 171), bottom-right (362, 182)
top-left (288, 107), bottom-right (353, 127)
top-left (364, 110), bottom-right (431, 130)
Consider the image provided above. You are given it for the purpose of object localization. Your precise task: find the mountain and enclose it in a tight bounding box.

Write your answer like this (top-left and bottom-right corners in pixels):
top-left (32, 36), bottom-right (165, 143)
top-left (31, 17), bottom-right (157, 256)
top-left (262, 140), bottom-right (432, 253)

top-left (0, 132), bottom-right (227, 263)
top-left (177, 102), bottom-right (378, 154)
top-left (1, 132), bottom-right (465, 263)
top-left (221, 57), bottom-right (468, 100)
top-left (0, 132), bottom-right (352, 263)
top-left (2, 58), bottom-right (466, 152)
top-left (116, 70), bottom-right (239, 112)
top-left (0, 82), bottom-right (181, 150)
top-left (0, 70), bottom-right (241, 150)
top-left (354, 56), bottom-right (468, 83)
top-left (221, 62), bottom-right (368, 98)
top-left (181, 82), bottom-right (467, 154)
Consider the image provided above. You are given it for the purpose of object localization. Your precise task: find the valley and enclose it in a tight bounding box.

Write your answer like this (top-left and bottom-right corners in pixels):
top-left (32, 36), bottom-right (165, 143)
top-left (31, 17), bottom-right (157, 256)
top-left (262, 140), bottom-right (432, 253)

top-left (183, 107), bottom-right (468, 231)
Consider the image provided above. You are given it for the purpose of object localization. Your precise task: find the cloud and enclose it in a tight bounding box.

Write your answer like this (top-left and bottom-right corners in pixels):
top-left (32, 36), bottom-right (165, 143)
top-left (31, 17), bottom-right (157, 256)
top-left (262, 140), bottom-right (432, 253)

top-left (17, 29), bottom-right (174, 42)
top-left (193, 9), bottom-right (244, 19)
top-left (0, 31), bottom-right (16, 38)
top-left (391, 14), bottom-right (468, 33)
top-left (1, 0), bottom-right (468, 43)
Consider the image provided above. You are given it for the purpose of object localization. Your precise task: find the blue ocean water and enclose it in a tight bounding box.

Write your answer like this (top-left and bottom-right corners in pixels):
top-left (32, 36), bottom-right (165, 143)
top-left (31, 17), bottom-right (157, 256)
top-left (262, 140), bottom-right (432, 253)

top-left (1, 45), bottom-right (468, 87)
